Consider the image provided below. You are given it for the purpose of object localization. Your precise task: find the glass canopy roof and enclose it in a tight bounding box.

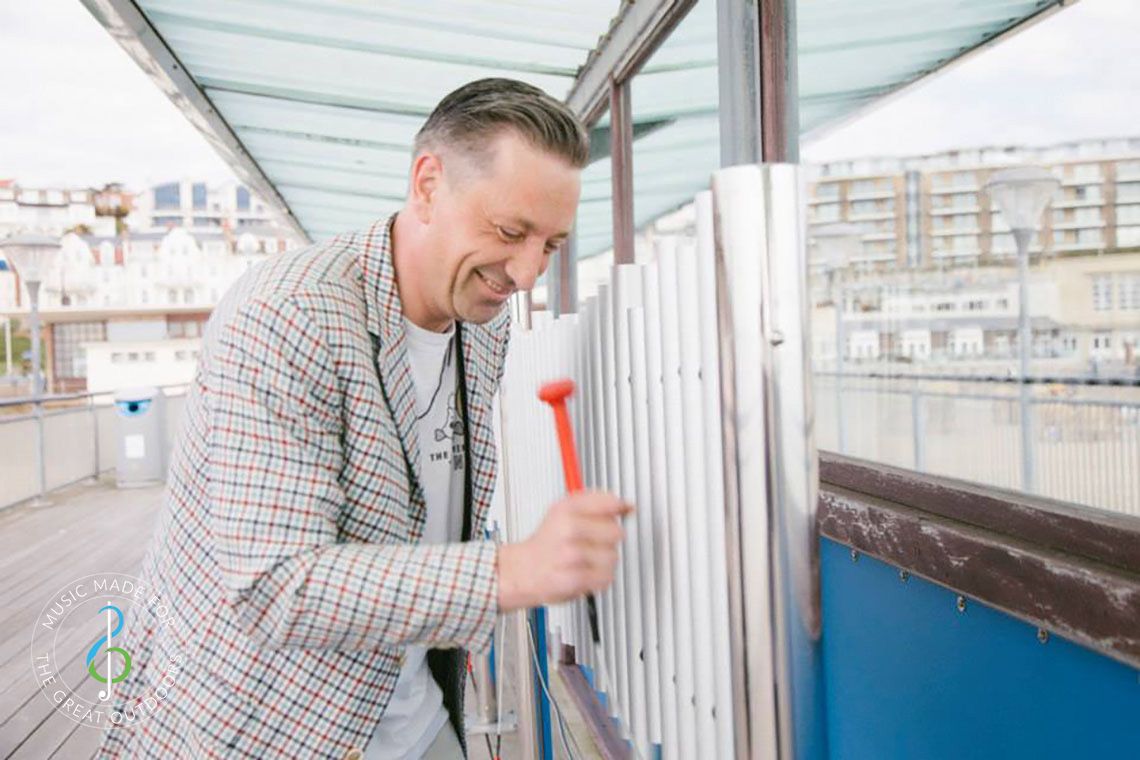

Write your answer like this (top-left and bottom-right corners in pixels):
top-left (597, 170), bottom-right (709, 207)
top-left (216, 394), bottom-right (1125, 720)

top-left (110, 0), bottom-right (1066, 254)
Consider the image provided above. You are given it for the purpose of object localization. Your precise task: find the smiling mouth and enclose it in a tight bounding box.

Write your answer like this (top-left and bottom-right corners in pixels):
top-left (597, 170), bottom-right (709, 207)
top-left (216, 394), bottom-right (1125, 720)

top-left (476, 269), bottom-right (512, 298)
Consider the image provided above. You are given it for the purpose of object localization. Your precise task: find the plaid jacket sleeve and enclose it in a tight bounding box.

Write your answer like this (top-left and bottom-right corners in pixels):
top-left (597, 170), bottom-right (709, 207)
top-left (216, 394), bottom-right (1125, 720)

top-left (207, 295), bottom-right (499, 653)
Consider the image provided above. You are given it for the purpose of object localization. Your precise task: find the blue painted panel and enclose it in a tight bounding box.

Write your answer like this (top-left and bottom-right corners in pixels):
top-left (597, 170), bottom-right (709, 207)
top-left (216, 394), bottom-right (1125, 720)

top-left (820, 537), bottom-right (1140, 759)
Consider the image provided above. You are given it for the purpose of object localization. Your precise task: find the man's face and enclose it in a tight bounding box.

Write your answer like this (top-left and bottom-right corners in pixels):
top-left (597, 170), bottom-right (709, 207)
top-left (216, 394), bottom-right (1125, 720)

top-left (416, 131), bottom-right (581, 325)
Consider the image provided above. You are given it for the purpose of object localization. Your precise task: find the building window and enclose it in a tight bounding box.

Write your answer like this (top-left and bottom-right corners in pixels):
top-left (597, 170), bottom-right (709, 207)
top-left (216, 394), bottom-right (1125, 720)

top-left (935, 302), bottom-right (954, 312)
top-left (144, 351), bottom-right (156, 362)
top-left (154, 182), bottom-right (181, 211)
top-left (168, 289), bottom-right (178, 304)
top-left (52, 321), bottom-right (106, 380)
top-left (236, 186), bottom-right (251, 211)
top-left (175, 350), bottom-right (187, 361)
top-left (192, 182), bottom-right (207, 211)
top-left (1120, 274), bottom-right (1140, 311)
top-left (1070, 164), bottom-right (1102, 182)
top-left (183, 288), bottom-right (194, 303)
top-left (1071, 185), bottom-right (1103, 203)
top-left (128, 352), bottom-right (139, 362)
top-left (814, 183), bottom-right (840, 201)
top-left (1118, 226), bottom-right (1140, 247)
top-left (111, 352), bottom-right (124, 364)
top-left (812, 203), bottom-right (840, 222)
top-left (967, 300), bottom-right (986, 311)
top-left (1112, 183), bottom-right (1140, 201)
top-left (1092, 275), bottom-right (1114, 311)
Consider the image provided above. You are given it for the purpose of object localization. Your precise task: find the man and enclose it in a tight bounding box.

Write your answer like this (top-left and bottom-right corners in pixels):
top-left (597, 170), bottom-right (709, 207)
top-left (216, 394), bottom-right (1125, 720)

top-left (97, 78), bottom-right (630, 759)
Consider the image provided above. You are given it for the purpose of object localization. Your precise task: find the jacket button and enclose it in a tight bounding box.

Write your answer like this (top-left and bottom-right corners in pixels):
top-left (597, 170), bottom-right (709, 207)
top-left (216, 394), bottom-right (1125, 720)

top-left (344, 748), bottom-right (364, 760)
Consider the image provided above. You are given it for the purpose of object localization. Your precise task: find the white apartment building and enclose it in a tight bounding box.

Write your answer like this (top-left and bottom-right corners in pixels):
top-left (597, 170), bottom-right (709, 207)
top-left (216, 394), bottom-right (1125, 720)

top-left (807, 136), bottom-right (1140, 270)
top-left (0, 182), bottom-right (116, 240)
top-left (128, 179), bottom-right (278, 236)
top-left (0, 227), bottom-right (283, 392)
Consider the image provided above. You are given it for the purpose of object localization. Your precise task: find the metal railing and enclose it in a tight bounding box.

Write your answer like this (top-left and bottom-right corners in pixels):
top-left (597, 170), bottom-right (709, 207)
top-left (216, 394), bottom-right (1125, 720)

top-left (816, 373), bottom-right (1140, 517)
top-left (0, 384), bottom-right (189, 511)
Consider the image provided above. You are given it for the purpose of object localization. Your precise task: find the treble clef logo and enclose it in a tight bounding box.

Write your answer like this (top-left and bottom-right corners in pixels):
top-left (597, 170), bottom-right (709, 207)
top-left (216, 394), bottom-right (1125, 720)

top-left (85, 604), bottom-right (132, 701)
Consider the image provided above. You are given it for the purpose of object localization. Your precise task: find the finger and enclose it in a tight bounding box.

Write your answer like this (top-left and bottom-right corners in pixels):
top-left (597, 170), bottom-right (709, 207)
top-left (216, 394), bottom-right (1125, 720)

top-left (574, 494), bottom-right (635, 518)
top-left (568, 516), bottom-right (625, 546)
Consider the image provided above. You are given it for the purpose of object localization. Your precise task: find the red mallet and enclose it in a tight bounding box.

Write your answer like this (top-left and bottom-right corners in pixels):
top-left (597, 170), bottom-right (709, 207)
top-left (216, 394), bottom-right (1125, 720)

top-left (538, 378), bottom-right (610, 695)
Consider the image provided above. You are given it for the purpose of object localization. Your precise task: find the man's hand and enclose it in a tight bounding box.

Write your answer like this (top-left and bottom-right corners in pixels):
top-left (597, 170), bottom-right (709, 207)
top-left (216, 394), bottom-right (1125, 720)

top-left (497, 490), bottom-right (632, 612)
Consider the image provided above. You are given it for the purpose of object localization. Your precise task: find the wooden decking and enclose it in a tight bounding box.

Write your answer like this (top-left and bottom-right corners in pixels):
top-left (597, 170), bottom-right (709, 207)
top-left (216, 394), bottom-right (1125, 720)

top-left (0, 476), bottom-right (162, 759)
top-left (0, 477), bottom-right (602, 760)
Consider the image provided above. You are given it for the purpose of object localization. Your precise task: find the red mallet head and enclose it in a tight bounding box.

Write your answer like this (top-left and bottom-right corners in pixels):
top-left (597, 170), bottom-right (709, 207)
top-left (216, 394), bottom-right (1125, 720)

top-left (538, 378), bottom-right (575, 405)
top-left (538, 378), bottom-right (583, 493)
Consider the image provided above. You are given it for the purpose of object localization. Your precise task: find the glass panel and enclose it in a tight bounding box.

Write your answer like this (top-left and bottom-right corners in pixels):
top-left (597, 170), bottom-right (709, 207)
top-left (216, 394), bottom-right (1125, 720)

top-left (628, 0), bottom-right (717, 268)
top-left (805, 10), bottom-right (1140, 520)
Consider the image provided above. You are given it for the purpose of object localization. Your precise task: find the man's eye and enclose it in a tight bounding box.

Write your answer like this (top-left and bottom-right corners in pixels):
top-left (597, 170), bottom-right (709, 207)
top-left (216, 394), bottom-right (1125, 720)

top-left (498, 226), bottom-right (524, 242)
top-left (544, 242), bottom-right (561, 255)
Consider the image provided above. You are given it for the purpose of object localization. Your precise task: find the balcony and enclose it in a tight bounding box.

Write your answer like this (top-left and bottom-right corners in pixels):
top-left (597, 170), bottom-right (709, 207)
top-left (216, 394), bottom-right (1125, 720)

top-left (846, 187), bottom-right (896, 201)
top-left (1053, 240), bottom-right (1106, 253)
top-left (847, 209), bottom-right (896, 221)
top-left (1061, 175), bottom-right (1103, 187)
top-left (929, 204), bottom-right (980, 215)
top-left (1051, 219), bottom-right (1106, 231)
top-left (931, 226), bottom-right (981, 237)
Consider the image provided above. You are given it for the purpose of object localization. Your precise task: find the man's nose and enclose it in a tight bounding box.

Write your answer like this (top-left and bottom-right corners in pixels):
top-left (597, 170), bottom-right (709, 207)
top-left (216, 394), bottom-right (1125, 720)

top-left (505, 240), bottom-right (548, 292)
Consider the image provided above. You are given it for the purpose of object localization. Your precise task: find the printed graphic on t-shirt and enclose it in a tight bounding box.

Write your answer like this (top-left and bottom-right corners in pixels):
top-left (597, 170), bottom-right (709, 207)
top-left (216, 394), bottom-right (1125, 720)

top-left (427, 392), bottom-right (465, 472)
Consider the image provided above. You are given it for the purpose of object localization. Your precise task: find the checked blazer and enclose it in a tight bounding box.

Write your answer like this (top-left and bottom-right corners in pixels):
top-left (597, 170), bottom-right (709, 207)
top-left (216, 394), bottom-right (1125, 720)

top-left (96, 216), bottom-right (510, 759)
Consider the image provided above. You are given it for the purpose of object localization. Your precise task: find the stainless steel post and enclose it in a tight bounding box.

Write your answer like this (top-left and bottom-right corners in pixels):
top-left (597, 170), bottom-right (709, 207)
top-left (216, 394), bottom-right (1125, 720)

top-left (3, 317), bottom-right (12, 375)
top-left (1014, 227), bottom-right (1034, 493)
top-left (832, 273), bottom-right (846, 454)
top-left (911, 383), bottom-right (925, 472)
top-left (712, 163), bottom-right (824, 760)
top-left (28, 281), bottom-right (48, 505)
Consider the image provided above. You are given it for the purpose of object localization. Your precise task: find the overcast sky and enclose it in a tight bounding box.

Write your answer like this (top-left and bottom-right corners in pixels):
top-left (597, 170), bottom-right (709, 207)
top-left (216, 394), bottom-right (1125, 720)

top-left (0, 0), bottom-right (1137, 191)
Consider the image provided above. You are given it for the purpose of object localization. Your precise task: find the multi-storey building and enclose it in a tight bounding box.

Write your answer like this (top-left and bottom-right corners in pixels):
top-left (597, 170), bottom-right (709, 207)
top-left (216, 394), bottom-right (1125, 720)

top-left (128, 179), bottom-right (277, 236)
top-left (807, 136), bottom-right (1140, 270)
top-left (0, 181), bottom-right (117, 240)
top-left (0, 227), bottom-right (290, 392)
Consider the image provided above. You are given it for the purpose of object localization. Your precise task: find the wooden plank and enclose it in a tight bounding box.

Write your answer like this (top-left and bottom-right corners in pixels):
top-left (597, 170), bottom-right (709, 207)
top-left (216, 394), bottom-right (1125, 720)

top-left (819, 484), bottom-right (1140, 670)
top-left (0, 508), bottom-right (152, 671)
top-left (558, 663), bottom-right (629, 760)
top-left (50, 718), bottom-right (103, 760)
top-left (820, 453), bottom-right (1140, 574)
top-left (0, 482), bottom-right (161, 757)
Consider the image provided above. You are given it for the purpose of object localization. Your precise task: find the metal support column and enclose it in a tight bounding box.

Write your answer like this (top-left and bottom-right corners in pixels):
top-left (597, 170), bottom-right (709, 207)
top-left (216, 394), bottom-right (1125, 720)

top-left (610, 80), bottom-right (635, 266)
top-left (717, 0), bottom-right (798, 165)
top-left (552, 229), bottom-right (578, 317)
top-left (28, 281), bottom-right (48, 506)
top-left (1014, 227), bottom-right (1035, 492)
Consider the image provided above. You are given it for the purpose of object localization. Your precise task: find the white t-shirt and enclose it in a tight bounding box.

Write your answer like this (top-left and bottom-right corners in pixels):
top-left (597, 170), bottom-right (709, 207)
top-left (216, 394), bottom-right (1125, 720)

top-left (366, 319), bottom-right (466, 760)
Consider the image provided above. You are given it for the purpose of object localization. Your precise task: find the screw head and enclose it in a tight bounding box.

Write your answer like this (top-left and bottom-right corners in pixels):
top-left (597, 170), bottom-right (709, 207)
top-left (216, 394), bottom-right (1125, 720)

top-left (899, 570), bottom-right (910, 582)
top-left (1037, 628), bottom-right (1049, 644)
top-left (956, 595), bottom-right (967, 613)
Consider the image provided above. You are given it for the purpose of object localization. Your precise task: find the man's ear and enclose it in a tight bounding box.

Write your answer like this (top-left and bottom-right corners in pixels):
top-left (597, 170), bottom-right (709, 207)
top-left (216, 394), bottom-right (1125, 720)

top-left (409, 151), bottom-right (443, 224)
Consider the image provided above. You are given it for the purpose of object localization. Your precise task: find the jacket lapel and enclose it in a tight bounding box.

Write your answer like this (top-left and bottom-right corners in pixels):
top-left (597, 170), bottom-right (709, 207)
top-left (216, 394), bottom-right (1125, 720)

top-left (359, 217), bottom-right (426, 541)
top-left (459, 320), bottom-right (502, 536)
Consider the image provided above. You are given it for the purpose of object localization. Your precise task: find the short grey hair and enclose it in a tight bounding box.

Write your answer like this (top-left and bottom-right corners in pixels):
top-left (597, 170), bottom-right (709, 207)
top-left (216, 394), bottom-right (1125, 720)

top-left (414, 78), bottom-right (590, 170)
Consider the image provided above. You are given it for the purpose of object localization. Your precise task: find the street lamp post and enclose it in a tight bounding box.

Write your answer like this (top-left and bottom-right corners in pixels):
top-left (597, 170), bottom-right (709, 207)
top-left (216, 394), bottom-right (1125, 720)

top-left (986, 167), bottom-right (1059, 494)
top-left (0, 233), bottom-right (62, 505)
top-left (811, 223), bottom-right (861, 454)
top-left (2, 316), bottom-right (12, 376)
